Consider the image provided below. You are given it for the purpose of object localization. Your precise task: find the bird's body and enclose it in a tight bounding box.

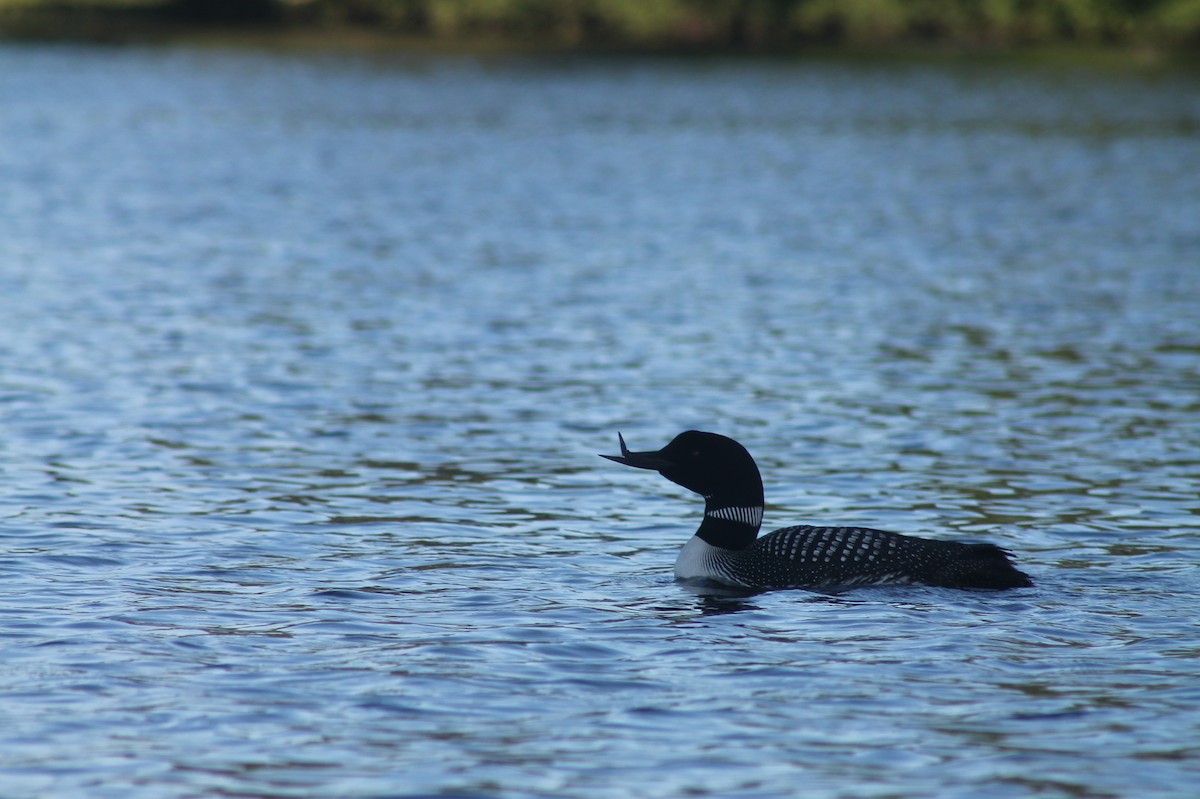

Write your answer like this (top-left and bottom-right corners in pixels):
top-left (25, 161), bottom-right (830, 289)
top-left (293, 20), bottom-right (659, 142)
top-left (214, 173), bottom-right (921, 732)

top-left (675, 524), bottom-right (1028, 590)
top-left (602, 431), bottom-right (1032, 591)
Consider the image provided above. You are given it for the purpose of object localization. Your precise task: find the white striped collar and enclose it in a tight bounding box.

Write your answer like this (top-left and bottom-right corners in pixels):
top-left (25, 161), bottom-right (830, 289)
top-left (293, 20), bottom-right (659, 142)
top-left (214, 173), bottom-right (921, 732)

top-left (704, 505), bottom-right (763, 527)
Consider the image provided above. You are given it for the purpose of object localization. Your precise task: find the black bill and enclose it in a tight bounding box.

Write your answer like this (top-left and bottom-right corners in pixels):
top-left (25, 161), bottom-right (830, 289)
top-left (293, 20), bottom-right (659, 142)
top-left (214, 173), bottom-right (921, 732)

top-left (599, 432), bottom-right (673, 470)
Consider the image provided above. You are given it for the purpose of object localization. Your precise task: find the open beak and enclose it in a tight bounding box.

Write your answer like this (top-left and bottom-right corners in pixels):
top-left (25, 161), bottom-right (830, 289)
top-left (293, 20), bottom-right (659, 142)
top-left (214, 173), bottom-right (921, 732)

top-left (599, 432), bottom-right (673, 471)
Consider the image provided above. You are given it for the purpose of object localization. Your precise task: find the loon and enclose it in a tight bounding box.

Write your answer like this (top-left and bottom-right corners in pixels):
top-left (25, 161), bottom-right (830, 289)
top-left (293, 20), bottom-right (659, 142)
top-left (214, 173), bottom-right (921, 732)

top-left (602, 431), bottom-right (1032, 591)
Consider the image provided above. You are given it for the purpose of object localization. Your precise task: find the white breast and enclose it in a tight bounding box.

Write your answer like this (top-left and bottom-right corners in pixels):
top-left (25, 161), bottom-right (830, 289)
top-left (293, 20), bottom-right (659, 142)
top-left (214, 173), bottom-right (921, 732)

top-left (675, 535), bottom-right (723, 581)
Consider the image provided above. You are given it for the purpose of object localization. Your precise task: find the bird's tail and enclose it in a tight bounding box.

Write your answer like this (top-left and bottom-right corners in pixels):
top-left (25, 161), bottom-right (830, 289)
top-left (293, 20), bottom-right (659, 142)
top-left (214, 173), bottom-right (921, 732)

top-left (935, 543), bottom-right (1033, 589)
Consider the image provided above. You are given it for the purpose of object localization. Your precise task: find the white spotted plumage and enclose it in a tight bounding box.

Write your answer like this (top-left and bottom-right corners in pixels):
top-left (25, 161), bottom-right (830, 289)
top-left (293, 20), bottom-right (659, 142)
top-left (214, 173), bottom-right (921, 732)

top-left (685, 524), bottom-right (967, 590)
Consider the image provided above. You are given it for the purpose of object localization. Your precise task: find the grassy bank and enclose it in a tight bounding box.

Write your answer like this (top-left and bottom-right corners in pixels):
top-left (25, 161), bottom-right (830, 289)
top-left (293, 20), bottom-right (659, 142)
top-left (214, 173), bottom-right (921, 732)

top-left (1, 0), bottom-right (1198, 52)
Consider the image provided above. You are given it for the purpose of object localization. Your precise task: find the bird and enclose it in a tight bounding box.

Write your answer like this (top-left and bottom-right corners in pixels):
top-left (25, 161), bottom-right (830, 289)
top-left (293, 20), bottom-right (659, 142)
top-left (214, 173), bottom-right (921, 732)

top-left (601, 430), bottom-right (1032, 591)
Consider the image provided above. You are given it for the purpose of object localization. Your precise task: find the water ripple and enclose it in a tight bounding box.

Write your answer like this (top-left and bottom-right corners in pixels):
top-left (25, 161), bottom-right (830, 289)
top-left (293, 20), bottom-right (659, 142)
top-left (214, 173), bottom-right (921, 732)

top-left (1, 45), bottom-right (1198, 798)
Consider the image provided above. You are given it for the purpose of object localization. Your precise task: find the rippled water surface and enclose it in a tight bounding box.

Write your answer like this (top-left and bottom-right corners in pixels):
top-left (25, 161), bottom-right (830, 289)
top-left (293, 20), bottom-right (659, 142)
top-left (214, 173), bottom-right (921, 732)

top-left (2, 44), bottom-right (1199, 798)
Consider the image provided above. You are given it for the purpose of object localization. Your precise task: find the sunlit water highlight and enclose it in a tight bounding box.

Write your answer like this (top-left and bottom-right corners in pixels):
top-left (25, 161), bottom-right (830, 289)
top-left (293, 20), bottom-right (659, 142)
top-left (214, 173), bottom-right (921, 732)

top-left (1, 44), bottom-right (1199, 798)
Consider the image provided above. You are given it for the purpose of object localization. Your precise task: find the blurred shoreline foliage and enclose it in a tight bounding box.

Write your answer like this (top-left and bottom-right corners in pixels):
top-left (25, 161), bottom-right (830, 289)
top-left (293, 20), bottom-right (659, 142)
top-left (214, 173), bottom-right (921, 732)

top-left (1, 0), bottom-right (1198, 50)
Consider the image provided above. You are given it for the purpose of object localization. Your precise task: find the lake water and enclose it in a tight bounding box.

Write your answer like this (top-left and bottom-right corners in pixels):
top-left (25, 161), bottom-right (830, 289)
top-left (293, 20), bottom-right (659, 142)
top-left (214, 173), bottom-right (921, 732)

top-left (1, 43), bottom-right (1199, 798)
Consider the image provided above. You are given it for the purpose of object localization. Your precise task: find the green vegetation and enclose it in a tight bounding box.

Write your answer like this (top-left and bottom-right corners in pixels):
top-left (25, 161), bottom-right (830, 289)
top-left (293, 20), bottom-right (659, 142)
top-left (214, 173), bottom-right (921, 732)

top-left (2, 0), bottom-right (1199, 50)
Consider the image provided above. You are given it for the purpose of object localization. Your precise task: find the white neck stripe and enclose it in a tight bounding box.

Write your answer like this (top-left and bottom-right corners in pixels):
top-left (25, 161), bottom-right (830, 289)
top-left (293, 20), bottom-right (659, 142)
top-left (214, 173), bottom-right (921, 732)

top-left (705, 505), bottom-right (763, 527)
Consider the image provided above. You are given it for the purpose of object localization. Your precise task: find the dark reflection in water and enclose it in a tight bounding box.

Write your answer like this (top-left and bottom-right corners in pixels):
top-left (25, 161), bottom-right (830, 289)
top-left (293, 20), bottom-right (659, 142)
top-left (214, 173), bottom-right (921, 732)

top-left (1, 44), bottom-right (1198, 799)
top-left (681, 584), bottom-right (764, 615)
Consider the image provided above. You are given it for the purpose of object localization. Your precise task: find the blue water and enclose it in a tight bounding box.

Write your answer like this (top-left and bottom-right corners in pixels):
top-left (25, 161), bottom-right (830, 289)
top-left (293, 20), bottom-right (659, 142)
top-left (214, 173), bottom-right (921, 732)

top-left (2, 44), bottom-right (1199, 798)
